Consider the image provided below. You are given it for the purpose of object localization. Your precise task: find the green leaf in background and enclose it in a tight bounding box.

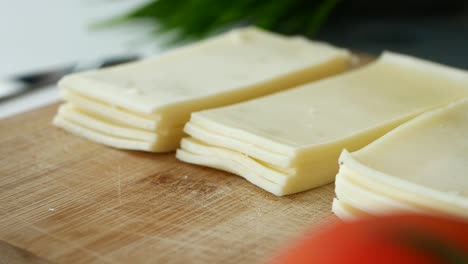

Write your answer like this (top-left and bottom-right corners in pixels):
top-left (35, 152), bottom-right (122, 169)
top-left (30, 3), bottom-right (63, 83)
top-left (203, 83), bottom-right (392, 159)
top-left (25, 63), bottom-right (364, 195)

top-left (98, 0), bottom-right (341, 45)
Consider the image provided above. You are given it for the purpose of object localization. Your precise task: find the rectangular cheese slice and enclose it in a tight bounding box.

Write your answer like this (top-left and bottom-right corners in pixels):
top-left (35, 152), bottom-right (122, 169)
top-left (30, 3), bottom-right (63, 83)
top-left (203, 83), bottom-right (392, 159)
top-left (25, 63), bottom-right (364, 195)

top-left (178, 52), bottom-right (468, 195)
top-left (336, 163), bottom-right (465, 217)
top-left (61, 90), bottom-right (160, 131)
top-left (54, 26), bottom-right (351, 152)
top-left (53, 104), bottom-right (184, 152)
top-left (335, 169), bottom-right (427, 214)
top-left (334, 98), bottom-right (468, 219)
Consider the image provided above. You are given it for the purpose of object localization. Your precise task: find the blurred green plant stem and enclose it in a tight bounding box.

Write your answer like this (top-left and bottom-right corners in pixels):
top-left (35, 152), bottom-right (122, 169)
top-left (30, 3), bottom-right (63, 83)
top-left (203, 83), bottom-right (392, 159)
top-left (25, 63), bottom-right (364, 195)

top-left (102, 0), bottom-right (340, 45)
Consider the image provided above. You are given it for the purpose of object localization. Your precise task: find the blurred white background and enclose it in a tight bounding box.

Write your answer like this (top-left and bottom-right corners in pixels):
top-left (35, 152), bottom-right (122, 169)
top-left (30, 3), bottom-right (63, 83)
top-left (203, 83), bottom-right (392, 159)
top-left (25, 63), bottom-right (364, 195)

top-left (0, 0), bottom-right (158, 118)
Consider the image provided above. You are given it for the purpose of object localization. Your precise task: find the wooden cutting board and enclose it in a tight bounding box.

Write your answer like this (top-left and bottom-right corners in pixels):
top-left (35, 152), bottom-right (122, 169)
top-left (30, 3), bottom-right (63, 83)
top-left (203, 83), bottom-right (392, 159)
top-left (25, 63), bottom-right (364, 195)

top-left (0, 55), bottom-right (372, 264)
top-left (0, 104), bottom-right (336, 264)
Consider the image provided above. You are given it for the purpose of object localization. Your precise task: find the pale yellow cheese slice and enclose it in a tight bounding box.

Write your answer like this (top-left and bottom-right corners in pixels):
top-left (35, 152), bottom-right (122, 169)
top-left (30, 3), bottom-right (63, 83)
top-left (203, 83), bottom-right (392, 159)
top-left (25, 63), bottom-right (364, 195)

top-left (336, 164), bottom-right (467, 218)
top-left (179, 52), bottom-right (468, 195)
top-left (54, 117), bottom-right (153, 151)
top-left (59, 27), bottom-right (350, 128)
top-left (53, 106), bottom-right (184, 152)
top-left (187, 52), bottom-right (468, 166)
top-left (57, 104), bottom-right (179, 141)
top-left (335, 98), bottom-right (468, 219)
top-left (335, 169), bottom-right (426, 214)
top-left (61, 90), bottom-right (159, 131)
top-left (176, 137), bottom-right (334, 195)
top-left (335, 165), bottom-right (468, 219)
top-left (55, 27), bottom-right (351, 152)
top-left (331, 198), bottom-right (368, 220)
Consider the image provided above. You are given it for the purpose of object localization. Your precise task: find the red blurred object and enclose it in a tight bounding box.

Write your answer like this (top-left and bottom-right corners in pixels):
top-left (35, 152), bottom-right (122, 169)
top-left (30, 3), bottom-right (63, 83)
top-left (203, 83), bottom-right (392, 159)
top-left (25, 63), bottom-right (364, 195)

top-left (270, 214), bottom-right (468, 264)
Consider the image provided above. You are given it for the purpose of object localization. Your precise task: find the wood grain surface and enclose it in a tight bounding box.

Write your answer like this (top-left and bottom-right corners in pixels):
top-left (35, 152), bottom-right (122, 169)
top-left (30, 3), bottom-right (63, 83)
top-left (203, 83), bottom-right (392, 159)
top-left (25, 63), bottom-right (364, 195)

top-left (0, 103), bottom-right (338, 264)
top-left (0, 54), bottom-right (373, 263)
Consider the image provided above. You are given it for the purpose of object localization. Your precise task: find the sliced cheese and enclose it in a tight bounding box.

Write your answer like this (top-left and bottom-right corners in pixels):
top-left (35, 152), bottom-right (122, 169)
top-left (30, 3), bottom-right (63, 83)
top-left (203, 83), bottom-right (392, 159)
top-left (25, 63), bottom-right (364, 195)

top-left (57, 103), bottom-right (178, 142)
top-left (53, 110), bottom-right (184, 152)
top-left (61, 90), bottom-right (159, 131)
top-left (54, 116), bottom-right (154, 151)
top-left (176, 137), bottom-right (335, 195)
top-left (335, 170), bottom-right (426, 214)
top-left (331, 198), bottom-right (367, 220)
top-left (337, 163), bottom-right (467, 218)
top-left (179, 52), bottom-right (468, 195)
top-left (55, 26), bottom-right (351, 152)
top-left (60, 27), bottom-right (350, 116)
top-left (334, 98), bottom-right (468, 219)
top-left (188, 52), bottom-right (468, 166)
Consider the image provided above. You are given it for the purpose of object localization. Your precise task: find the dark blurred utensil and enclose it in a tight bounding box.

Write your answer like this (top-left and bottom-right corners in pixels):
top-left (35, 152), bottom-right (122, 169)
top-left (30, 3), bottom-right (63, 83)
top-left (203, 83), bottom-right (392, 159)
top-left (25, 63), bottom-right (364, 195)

top-left (0, 54), bottom-right (140, 102)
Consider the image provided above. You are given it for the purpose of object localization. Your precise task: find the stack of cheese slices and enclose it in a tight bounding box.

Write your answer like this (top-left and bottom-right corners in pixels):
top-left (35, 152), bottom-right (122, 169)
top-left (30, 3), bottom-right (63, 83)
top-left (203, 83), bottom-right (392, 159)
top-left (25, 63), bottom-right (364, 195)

top-left (333, 98), bottom-right (468, 220)
top-left (177, 52), bottom-right (468, 196)
top-left (53, 27), bottom-right (351, 152)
